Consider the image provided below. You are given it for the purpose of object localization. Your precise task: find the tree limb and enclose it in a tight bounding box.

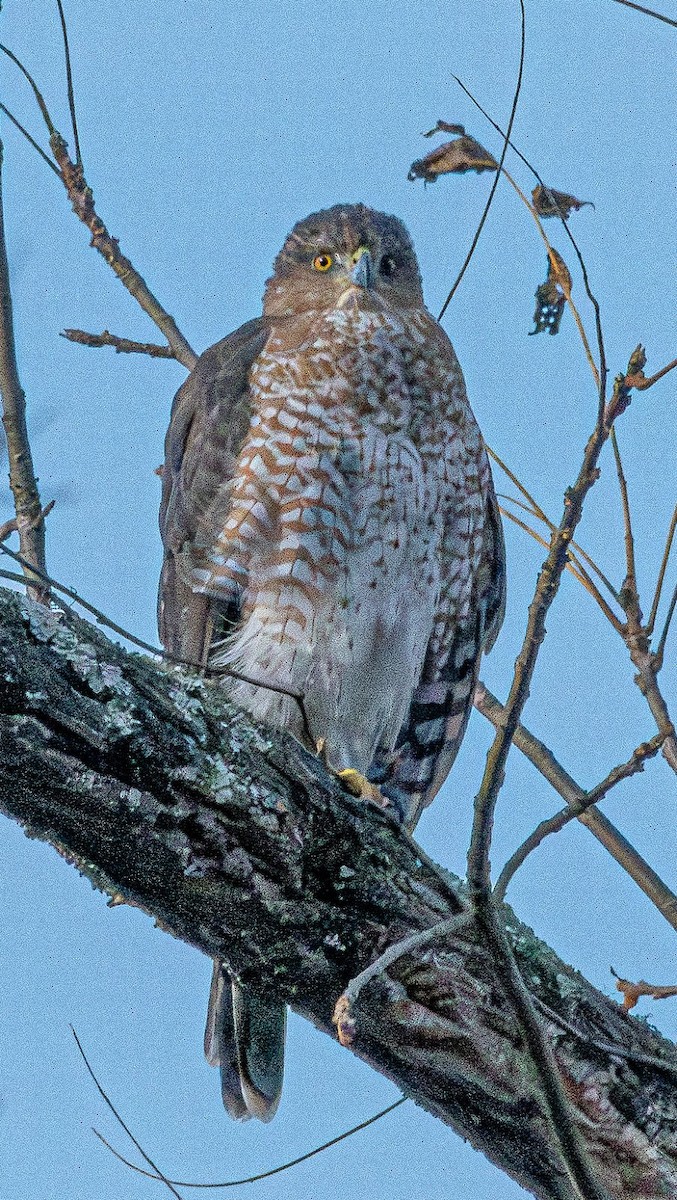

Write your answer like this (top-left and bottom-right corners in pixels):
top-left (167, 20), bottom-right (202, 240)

top-left (0, 141), bottom-right (49, 603)
top-left (1, 588), bottom-right (676, 1200)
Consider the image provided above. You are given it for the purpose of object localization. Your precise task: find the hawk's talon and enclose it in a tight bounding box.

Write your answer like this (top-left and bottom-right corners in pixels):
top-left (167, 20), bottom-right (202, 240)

top-left (337, 768), bottom-right (390, 808)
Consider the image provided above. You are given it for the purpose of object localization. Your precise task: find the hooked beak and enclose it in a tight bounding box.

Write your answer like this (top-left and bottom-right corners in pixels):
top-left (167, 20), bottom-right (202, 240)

top-left (351, 247), bottom-right (374, 289)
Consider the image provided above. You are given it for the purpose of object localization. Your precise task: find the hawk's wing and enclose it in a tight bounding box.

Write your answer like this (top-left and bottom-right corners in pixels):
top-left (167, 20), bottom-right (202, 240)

top-left (388, 427), bottom-right (506, 831)
top-left (158, 318), bottom-right (268, 664)
top-left (159, 317), bottom-right (287, 1123)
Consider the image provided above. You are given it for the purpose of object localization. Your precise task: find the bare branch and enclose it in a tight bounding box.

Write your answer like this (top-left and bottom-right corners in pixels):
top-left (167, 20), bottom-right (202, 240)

top-left (0, 102), bottom-right (60, 175)
top-left (436, 0), bottom-right (525, 320)
top-left (654, 582), bottom-right (676, 670)
top-left (61, 328), bottom-right (175, 358)
top-left (0, 44), bottom-right (197, 368)
top-left (467, 366), bottom-right (621, 897)
top-left (489, 447), bottom-right (621, 602)
top-left (55, 0), bottom-right (82, 165)
top-left (610, 427), bottom-right (639, 614)
top-left (474, 682), bottom-right (677, 931)
top-left (498, 501), bottom-right (625, 632)
top-left (609, 0), bottom-right (677, 29)
top-left (493, 732), bottom-right (667, 903)
top-left (94, 1098), bottom-right (407, 1189)
top-left (626, 634), bottom-right (677, 774)
top-left (0, 141), bottom-right (49, 603)
top-left (647, 504), bottom-right (676, 636)
top-left (627, 356), bottom-right (677, 390)
top-left (50, 133), bottom-right (197, 369)
top-left (70, 1028), bottom-right (185, 1200)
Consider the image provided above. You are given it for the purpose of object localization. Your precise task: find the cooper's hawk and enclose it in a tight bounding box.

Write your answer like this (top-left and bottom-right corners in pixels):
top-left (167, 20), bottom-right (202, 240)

top-left (158, 203), bottom-right (505, 1121)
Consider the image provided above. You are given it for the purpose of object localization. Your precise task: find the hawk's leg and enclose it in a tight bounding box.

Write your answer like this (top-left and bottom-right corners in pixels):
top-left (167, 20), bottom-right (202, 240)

top-left (315, 738), bottom-right (408, 821)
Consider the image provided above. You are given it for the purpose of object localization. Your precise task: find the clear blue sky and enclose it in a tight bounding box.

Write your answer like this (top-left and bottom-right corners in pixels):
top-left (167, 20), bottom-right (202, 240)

top-left (1, 2), bottom-right (675, 1197)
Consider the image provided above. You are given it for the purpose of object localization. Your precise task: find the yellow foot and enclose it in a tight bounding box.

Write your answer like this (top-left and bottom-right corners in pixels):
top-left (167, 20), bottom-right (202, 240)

top-left (336, 768), bottom-right (390, 809)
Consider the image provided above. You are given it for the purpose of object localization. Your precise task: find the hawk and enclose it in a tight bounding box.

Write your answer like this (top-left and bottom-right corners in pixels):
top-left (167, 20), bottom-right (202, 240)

top-left (158, 203), bottom-right (505, 1122)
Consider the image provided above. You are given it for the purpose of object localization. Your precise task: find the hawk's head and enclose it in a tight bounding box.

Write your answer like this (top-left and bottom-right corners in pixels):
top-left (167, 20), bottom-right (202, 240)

top-left (263, 203), bottom-right (424, 318)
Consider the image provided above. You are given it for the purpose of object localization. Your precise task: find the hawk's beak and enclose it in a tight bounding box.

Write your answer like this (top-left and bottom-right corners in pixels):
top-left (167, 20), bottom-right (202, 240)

top-left (351, 247), bottom-right (374, 289)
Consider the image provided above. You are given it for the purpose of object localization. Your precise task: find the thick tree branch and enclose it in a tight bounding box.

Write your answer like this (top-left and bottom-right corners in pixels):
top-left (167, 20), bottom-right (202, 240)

top-left (1, 588), bottom-right (676, 1200)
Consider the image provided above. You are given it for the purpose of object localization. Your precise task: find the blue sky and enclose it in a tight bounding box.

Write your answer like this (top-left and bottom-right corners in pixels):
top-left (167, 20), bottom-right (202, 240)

top-left (0, 2), bottom-right (675, 1197)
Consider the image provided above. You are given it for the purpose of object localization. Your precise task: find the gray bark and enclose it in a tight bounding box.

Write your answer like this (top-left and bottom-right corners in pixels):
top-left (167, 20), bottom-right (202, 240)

top-left (0, 587), bottom-right (675, 1199)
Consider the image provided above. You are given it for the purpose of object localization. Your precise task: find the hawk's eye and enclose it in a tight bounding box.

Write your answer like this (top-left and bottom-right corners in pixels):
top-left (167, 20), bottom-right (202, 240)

top-left (313, 253), bottom-right (333, 272)
top-left (380, 255), bottom-right (397, 277)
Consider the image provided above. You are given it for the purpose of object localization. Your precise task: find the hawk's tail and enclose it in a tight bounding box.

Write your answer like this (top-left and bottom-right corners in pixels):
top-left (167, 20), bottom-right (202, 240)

top-left (204, 959), bottom-right (286, 1122)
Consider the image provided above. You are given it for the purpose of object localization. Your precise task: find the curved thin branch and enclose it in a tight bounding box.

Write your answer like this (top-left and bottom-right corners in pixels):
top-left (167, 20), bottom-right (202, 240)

top-left (0, 102), bottom-right (60, 175)
top-left (647, 505), bottom-right (676, 636)
top-left (609, 0), bottom-right (677, 28)
top-left (437, 0), bottom-right (525, 320)
top-left (94, 1099), bottom-right (407, 1190)
top-left (71, 1028), bottom-right (185, 1200)
top-left (56, 0), bottom-right (82, 165)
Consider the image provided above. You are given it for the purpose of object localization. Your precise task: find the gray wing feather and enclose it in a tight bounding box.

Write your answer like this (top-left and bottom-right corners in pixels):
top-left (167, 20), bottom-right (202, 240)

top-left (158, 318), bottom-right (268, 664)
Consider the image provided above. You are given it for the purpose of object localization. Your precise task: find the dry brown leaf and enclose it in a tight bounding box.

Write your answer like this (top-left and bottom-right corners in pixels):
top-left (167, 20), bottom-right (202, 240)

top-left (531, 185), bottom-right (595, 219)
top-left (529, 250), bottom-right (573, 337)
top-left (422, 120), bottom-right (467, 138)
top-left (408, 136), bottom-right (498, 184)
top-left (611, 967), bottom-right (677, 1012)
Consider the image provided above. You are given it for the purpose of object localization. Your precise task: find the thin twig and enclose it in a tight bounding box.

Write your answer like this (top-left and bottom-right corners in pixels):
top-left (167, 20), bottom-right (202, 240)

top-left (474, 682), bottom-right (677, 931)
top-left (609, 0), bottom-right (677, 28)
top-left (654, 582), bottom-right (676, 670)
top-left (493, 732), bottom-right (666, 903)
top-left (647, 505), bottom-right (676, 635)
top-left (333, 913), bottom-right (471, 1047)
top-left (0, 141), bottom-right (49, 603)
top-left (437, 0), bottom-right (525, 320)
top-left (451, 76), bottom-right (608, 404)
top-left (0, 44), bottom-right (56, 134)
top-left (56, 0), bottom-right (82, 165)
top-left (498, 501), bottom-right (625, 632)
top-left (610, 427), bottom-right (638, 612)
top-left (531, 995), bottom-right (677, 1079)
top-left (628, 357), bottom-right (677, 390)
top-left (0, 499), bottom-right (54, 545)
top-left (490, 447), bottom-right (621, 601)
top-left (501, 166), bottom-right (600, 393)
top-left (94, 1097), bottom-right (407, 1189)
top-left (0, 44), bottom-right (197, 369)
top-left (0, 102), bottom-right (60, 175)
top-left (70, 1027), bottom-right (185, 1200)
top-left (61, 328), bottom-right (175, 358)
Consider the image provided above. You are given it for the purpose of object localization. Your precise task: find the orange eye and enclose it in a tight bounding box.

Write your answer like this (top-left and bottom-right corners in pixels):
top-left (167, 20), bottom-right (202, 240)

top-left (313, 253), bottom-right (333, 271)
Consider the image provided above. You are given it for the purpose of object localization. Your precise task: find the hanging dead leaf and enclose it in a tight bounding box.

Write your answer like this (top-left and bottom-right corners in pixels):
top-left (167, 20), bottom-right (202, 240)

top-left (532, 185), bottom-right (595, 219)
top-left (611, 967), bottom-right (677, 1012)
top-left (408, 136), bottom-right (498, 184)
top-left (529, 250), bottom-right (572, 336)
top-left (422, 120), bottom-right (467, 138)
